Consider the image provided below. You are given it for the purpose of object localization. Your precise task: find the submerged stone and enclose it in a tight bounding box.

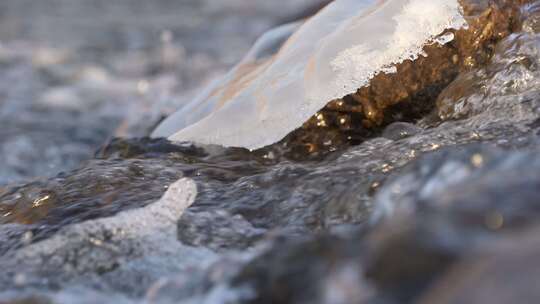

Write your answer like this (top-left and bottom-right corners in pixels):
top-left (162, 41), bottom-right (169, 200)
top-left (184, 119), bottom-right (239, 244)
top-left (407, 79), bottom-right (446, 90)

top-left (437, 31), bottom-right (540, 121)
top-left (192, 143), bottom-right (540, 304)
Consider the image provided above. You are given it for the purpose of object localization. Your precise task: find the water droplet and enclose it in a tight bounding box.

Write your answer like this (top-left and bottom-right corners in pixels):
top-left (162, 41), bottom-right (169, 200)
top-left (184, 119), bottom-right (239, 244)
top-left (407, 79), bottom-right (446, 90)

top-left (471, 154), bottom-right (484, 167)
top-left (485, 211), bottom-right (504, 230)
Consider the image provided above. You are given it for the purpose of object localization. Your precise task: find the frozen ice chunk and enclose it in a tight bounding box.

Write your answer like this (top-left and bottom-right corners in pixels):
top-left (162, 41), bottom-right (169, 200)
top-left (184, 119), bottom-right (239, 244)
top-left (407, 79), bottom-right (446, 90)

top-left (152, 21), bottom-right (302, 140)
top-left (152, 0), bottom-right (467, 149)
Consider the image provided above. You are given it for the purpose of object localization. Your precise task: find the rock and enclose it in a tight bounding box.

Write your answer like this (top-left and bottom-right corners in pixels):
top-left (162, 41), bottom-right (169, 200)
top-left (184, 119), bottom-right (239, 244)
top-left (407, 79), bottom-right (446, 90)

top-left (206, 143), bottom-right (540, 304)
top-left (381, 122), bottom-right (422, 140)
top-left (365, 143), bottom-right (540, 302)
top-left (437, 31), bottom-right (540, 121)
top-left (418, 226), bottom-right (540, 304)
top-left (291, 0), bottom-right (528, 155)
top-left (0, 158), bottom-right (186, 240)
top-left (229, 234), bottom-right (372, 304)
top-left (177, 210), bottom-right (266, 251)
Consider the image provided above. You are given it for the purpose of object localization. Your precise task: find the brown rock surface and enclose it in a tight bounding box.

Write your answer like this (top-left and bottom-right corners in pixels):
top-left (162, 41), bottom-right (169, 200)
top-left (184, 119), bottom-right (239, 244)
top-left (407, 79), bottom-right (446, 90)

top-left (282, 0), bottom-right (529, 158)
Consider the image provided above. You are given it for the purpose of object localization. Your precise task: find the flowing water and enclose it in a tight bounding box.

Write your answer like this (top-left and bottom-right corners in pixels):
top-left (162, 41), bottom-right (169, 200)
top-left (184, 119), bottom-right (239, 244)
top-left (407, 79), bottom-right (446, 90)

top-left (1, 1), bottom-right (540, 303)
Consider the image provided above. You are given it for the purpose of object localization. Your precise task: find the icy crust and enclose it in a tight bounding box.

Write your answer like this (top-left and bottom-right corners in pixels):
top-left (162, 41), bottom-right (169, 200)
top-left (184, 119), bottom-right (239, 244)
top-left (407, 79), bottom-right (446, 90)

top-left (152, 0), bottom-right (467, 150)
top-left (151, 21), bottom-right (302, 141)
top-left (328, 0), bottom-right (467, 102)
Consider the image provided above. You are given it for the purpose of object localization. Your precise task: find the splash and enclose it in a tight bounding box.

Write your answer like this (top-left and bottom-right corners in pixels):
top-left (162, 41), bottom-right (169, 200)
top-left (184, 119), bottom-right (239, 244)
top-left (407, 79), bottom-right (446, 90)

top-left (0, 178), bottom-right (218, 296)
top-left (152, 0), bottom-right (467, 149)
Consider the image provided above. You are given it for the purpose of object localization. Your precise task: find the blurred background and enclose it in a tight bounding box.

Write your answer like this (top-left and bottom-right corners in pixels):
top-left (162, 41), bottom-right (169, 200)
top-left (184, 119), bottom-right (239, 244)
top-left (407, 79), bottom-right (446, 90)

top-left (0, 0), bottom-right (325, 185)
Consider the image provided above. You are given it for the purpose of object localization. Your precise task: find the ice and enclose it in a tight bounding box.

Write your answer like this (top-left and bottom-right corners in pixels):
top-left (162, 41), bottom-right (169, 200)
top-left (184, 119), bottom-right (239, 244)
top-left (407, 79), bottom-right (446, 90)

top-left (0, 178), bottom-right (219, 297)
top-left (152, 21), bottom-right (302, 141)
top-left (152, 0), bottom-right (467, 150)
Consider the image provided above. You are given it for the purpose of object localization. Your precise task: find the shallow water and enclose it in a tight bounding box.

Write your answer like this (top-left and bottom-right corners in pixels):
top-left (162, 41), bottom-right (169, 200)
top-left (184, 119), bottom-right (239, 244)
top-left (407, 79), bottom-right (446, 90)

top-left (0, 0), bottom-right (320, 185)
top-left (1, 0), bottom-right (540, 303)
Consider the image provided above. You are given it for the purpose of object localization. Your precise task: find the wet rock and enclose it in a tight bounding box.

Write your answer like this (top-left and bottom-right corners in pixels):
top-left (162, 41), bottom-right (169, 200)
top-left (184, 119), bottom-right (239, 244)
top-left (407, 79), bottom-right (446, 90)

top-left (374, 143), bottom-right (540, 236)
top-left (288, 0), bottom-right (528, 155)
top-left (437, 32), bottom-right (540, 120)
top-left (418, 226), bottom-right (540, 304)
top-left (523, 1), bottom-right (540, 33)
top-left (95, 137), bottom-right (206, 160)
top-left (381, 122), bottom-right (422, 141)
top-left (0, 158), bottom-right (186, 240)
top-left (144, 256), bottom-right (250, 304)
top-left (206, 143), bottom-right (540, 304)
top-left (1, 83), bottom-right (538, 301)
top-left (0, 294), bottom-right (53, 304)
top-left (0, 289), bottom-right (132, 304)
top-left (365, 143), bottom-right (540, 302)
top-left (177, 210), bottom-right (266, 251)
top-left (229, 234), bottom-right (372, 304)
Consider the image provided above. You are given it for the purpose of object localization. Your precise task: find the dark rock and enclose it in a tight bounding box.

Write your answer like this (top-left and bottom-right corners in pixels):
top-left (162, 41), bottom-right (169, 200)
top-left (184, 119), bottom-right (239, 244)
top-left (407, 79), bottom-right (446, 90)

top-left (437, 32), bottom-right (540, 120)
top-left (365, 143), bottom-right (540, 302)
top-left (418, 226), bottom-right (540, 304)
top-left (0, 158), bottom-right (185, 241)
top-left (217, 143), bottom-right (540, 304)
top-left (230, 234), bottom-right (372, 304)
top-left (95, 137), bottom-right (207, 160)
top-left (177, 210), bottom-right (266, 251)
top-left (381, 122), bottom-right (422, 141)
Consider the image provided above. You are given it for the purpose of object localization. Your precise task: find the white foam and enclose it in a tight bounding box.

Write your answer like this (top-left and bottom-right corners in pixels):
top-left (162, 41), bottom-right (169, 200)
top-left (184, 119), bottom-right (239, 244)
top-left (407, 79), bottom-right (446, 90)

top-left (153, 0), bottom-right (467, 149)
top-left (0, 178), bottom-right (219, 293)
